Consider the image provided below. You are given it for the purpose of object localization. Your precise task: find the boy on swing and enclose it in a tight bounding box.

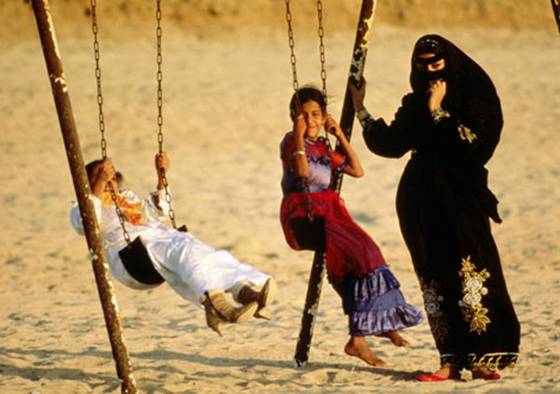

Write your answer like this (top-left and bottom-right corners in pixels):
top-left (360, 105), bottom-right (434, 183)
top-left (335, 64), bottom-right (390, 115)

top-left (70, 153), bottom-right (275, 336)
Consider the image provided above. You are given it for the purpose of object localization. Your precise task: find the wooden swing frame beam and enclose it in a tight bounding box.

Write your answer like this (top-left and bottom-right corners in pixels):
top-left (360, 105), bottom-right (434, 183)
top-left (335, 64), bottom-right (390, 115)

top-left (294, 0), bottom-right (376, 367)
top-left (31, 1), bottom-right (138, 392)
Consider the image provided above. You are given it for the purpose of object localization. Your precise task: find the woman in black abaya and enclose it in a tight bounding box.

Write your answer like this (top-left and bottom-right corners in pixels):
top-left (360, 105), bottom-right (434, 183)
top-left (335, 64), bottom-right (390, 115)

top-left (350, 34), bottom-right (520, 381)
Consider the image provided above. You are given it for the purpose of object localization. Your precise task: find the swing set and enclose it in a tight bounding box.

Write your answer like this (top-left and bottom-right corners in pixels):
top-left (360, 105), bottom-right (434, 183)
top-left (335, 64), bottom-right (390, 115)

top-left (31, 0), bottom-right (560, 392)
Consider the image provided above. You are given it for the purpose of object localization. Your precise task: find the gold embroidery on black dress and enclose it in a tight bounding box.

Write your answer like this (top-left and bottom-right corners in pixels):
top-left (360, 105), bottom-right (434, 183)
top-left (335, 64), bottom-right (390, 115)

top-left (458, 256), bottom-right (491, 334)
top-left (457, 124), bottom-right (478, 143)
top-left (468, 352), bottom-right (518, 371)
top-left (420, 279), bottom-right (449, 344)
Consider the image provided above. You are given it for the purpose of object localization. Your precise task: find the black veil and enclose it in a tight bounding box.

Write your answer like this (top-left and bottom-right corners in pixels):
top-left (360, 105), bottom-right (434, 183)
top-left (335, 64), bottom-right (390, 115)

top-left (409, 34), bottom-right (500, 115)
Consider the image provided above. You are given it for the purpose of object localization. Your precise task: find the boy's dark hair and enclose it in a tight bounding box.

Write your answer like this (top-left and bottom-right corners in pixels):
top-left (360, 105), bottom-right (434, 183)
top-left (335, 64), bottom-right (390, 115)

top-left (289, 86), bottom-right (327, 121)
top-left (85, 160), bottom-right (103, 187)
top-left (85, 159), bottom-right (123, 188)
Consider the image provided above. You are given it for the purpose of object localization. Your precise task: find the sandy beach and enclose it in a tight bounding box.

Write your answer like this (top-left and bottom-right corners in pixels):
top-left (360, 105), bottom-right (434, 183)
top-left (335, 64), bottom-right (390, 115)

top-left (1, 1), bottom-right (559, 393)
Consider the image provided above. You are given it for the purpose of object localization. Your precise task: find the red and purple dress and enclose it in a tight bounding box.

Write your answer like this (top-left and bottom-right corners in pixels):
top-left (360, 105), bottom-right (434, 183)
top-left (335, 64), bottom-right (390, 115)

top-left (280, 131), bottom-right (423, 336)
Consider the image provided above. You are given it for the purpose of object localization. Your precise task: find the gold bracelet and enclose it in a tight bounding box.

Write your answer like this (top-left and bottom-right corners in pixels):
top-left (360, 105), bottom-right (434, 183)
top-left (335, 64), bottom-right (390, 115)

top-left (431, 108), bottom-right (451, 124)
top-left (292, 150), bottom-right (306, 157)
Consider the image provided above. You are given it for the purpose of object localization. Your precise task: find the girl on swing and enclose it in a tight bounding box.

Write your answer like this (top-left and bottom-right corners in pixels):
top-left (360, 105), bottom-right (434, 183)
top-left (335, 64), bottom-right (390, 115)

top-left (70, 153), bottom-right (275, 336)
top-left (280, 86), bottom-right (423, 366)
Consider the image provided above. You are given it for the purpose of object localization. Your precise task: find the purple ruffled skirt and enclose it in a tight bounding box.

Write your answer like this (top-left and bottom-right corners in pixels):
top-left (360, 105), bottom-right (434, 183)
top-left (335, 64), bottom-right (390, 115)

top-left (332, 265), bottom-right (423, 336)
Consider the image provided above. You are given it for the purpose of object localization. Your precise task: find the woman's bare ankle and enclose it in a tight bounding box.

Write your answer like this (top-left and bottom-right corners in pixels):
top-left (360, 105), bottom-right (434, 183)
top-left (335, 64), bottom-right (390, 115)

top-left (472, 367), bottom-right (501, 380)
top-left (433, 364), bottom-right (461, 379)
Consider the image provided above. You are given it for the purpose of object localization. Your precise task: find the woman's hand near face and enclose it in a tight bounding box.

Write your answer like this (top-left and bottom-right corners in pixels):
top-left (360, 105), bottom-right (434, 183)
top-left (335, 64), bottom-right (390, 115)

top-left (427, 79), bottom-right (447, 112)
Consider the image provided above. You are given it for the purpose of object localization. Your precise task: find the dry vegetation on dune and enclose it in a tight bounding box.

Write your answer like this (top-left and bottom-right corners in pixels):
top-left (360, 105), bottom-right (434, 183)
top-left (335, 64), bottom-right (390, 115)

top-left (1, 0), bottom-right (557, 43)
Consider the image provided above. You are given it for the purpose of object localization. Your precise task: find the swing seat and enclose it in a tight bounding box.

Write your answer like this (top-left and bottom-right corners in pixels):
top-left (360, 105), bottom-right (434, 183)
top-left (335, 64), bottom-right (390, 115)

top-left (119, 237), bottom-right (164, 285)
top-left (119, 226), bottom-right (187, 285)
top-left (291, 217), bottom-right (326, 252)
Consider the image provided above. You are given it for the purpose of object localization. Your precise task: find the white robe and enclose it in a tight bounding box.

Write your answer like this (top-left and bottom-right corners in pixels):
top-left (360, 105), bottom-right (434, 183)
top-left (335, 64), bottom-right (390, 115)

top-left (70, 189), bottom-right (269, 306)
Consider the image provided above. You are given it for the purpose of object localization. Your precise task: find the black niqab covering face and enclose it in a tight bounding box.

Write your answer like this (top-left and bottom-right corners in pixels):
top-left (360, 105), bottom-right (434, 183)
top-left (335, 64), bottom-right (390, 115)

top-left (409, 34), bottom-right (500, 113)
top-left (410, 36), bottom-right (448, 94)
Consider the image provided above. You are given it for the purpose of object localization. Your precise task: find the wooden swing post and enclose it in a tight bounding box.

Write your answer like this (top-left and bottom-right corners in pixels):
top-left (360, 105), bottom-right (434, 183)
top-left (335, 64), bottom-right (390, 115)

top-left (31, 1), bottom-right (138, 392)
top-left (551, 0), bottom-right (560, 33)
top-left (294, 0), bottom-right (377, 367)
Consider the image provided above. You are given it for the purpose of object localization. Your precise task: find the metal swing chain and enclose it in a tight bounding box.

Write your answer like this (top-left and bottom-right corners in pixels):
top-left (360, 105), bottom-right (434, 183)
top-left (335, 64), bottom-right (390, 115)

top-left (316, 0), bottom-right (327, 99)
top-left (155, 0), bottom-right (177, 229)
top-left (91, 0), bottom-right (107, 160)
top-left (109, 187), bottom-right (132, 244)
top-left (285, 0), bottom-right (299, 93)
top-left (90, 0), bottom-right (132, 244)
top-left (284, 0), bottom-right (315, 221)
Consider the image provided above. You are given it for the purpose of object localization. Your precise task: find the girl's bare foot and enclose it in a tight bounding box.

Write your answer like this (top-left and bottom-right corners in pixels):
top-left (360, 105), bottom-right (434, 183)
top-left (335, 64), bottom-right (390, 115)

top-left (379, 331), bottom-right (410, 347)
top-left (344, 336), bottom-right (386, 367)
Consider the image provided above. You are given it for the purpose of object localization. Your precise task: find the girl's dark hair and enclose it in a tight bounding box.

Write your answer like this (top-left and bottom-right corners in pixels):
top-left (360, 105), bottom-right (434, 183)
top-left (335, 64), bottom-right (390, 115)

top-left (289, 86), bottom-right (327, 121)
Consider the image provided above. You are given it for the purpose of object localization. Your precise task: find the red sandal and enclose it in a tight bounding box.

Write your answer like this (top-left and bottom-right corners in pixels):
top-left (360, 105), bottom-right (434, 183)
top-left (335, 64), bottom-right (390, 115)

top-left (416, 374), bottom-right (449, 382)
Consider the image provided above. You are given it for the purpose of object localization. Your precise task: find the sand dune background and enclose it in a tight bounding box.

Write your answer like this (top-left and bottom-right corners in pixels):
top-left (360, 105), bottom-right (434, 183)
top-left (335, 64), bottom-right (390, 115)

top-left (1, 1), bottom-right (559, 393)
top-left (2, 0), bottom-right (557, 41)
